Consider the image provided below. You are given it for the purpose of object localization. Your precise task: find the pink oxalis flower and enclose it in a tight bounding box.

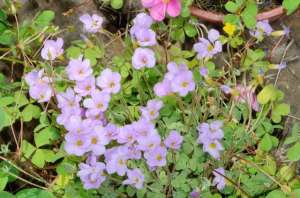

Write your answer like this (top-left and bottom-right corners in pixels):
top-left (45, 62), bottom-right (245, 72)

top-left (141, 0), bottom-right (181, 21)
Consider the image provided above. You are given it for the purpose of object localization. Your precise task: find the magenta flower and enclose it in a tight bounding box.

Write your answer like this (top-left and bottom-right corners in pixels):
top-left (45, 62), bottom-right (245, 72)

top-left (77, 162), bottom-right (106, 189)
top-left (135, 29), bottom-right (157, 46)
top-left (79, 14), bottom-right (104, 33)
top-left (83, 90), bottom-right (111, 115)
top-left (234, 85), bottom-right (259, 111)
top-left (193, 29), bottom-right (222, 59)
top-left (41, 38), bottom-right (64, 61)
top-left (164, 130), bottom-right (183, 150)
top-left (132, 48), bottom-right (156, 69)
top-left (74, 76), bottom-right (96, 96)
top-left (171, 70), bottom-right (195, 97)
top-left (66, 56), bottom-right (93, 81)
top-left (64, 133), bottom-right (90, 156)
top-left (213, 167), bottom-right (226, 190)
top-left (96, 68), bottom-right (121, 94)
top-left (142, 0), bottom-right (181, 21)
top-left (140, 99), bottom-right (163, 121)
top-left (144, 146), bottom-right (167, 167)
top-left (123, 168), bottom-right (145, 189)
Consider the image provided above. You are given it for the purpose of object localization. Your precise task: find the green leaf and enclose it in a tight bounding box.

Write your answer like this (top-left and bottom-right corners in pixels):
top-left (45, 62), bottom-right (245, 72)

top-left (66, 46), bottom-right (81, 59)
top-left (84, 46), bottom-right (103, 66)
top-left (184, 23), bottom-right (197, 38)
top-left (287, 142), bottom-right (300, 161)
top-left (0, 96), bottom-right (14, 107)
top-left (22, 104), bottom-right (41, 122)
top-left (0, 176), bottom-right (8, 191)
top-left (241, 2), bottom-right (257, 29)
top-left (14, 92), bottom-right (29, 107)
top-left (266, 189), bottom-right (286, 198)
top-left (271, 103), bottom-right (290, 123)
top-left (110, 0), bottom-right (124, 9)
top-left (31, 149), bottom-right (45, 168)
top-left (224, 14), bottom-right (241, 25)
top-left (0, 30), bottom-right (14, 45)
top-left (0, 191), bottom-right (15, 198)
top-left (16, 188), bottom-right (54, 198)
top-left (21, 140), bottom-right (36, 158)
top-left (259, 134), bottom-right (273, 151)
top-left (56, 161), bottom-right (77, 176)
top-left (225, 2), bottom-right (239, 13)
top-left (34, 11), bottom-right (55, 28)
top-left (279, 165), bottom-right (295, 181)
top-left (282, 0), bottom-right (300, 15)
top-left (257, 84), bottom-right (277, 105)
top-left (0, 107), bottom-right (12, 131)
top-left (34, 126), bottom-right (59, 147)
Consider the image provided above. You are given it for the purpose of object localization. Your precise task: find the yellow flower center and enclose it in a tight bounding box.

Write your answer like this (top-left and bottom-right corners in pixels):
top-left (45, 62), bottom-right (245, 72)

top-left (85, 85), bottom-right (91, 91)
top-left (156, 154), bottom-right (162, 161)
top-left (91, 137), bottom-right (98, 144)
top-left (109, 82), bottom-right (115, 88)
top-left (76, 140), bottom-right (83, 146)
top-left (97, 102), bottom-right (104, 109)
top-left (209, 143), bottom-right (216, 149)
top-left (223, 23), bottom-right (236, 36)
top-left (162, 0), bottom-right (170, 3)
top-left (181, 81), bottom-right (189, 88)
top-left (207, 44), bottom-right (214, 52)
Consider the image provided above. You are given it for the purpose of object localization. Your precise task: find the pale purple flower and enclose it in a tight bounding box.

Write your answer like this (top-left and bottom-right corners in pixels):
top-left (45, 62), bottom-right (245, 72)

top-left (213, 167), bottom-right (226, 190)
top-left (202, 139), bottom-right (223, 159)
top-left (64, 133), bottom-right (90, 156)
top-left (171, 71), bottom-right (195, 97)
top-left (197, 121), bottom-right (224, 143)
top-left (105, 146), bottom-right (129, 176)
top-left (79, 14), bottom-right (103, 33)
top-left (144, 146), bottom-right (167, 168)
top-left (83, 90), bottom-right (111, 115)
top-left (165, 62), bottom-right (189, 80)
top-left (137, 134), bottom-right (161, 152)
top-left (66, 56), bottom-right (93, 81)
top-left (135, 29), bottom-right (157, 46)
top-left (130, 13), bottom-right (153, 39)
top-left (140, 99), bottom-right (163, 121)
top-left (74, 76), bottom-right (96, 96)
top-left (56, 88), bottom-right (81, 111)
top-left (193, 29), bottom-right (222, 59)
top-left (220, 85), bottom-right (231, 94)
top-left (77, 162), bottom-right (106, 189)
top-left (154, 78), bottom-right (173, 97)
top-left (104, 123), bottom-right (119, 141)
top-left (250, 20), bottom-right (273, 40)
top-left (234, 85), bottom-right (259, 111)
top-left (29, 84), bottom-right (53, 103)
top-left (41, 38), bottom-right (64, 61)
top-left (85, 110), bottom-right (107, 126)
top-left (276, 62), bottom-right (287, 70)
top-left (132, 48), bottom-right (156, 69)
top-left (164, 130), bottom-right (183, 150)
top-left (96, 68), bottom-right (121, 94)
top-left (25, 69), bottom-right (53, 103)
top-left (133, 119), bottom-right (158, 140)
top-left (123, 168), bottom-right (144, 189)
top-left (88, 126), bottom-right (109, 155)
top-left (199, 67), bottom-right (208, 77)
top-left (190, 190), bottom-right (200, 198)
top-left (56, 108), bottom-right (82, 126)
top-left (64, 115), bottom-right (92, 134)
top-left (127, 144), bottom-right (142, 160)
top-left (118, 124), bottom-right (137, 145)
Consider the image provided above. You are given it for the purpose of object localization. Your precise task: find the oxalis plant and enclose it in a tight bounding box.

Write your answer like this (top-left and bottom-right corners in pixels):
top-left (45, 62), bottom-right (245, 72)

top-left (1, 0), bottom-right (300, 198)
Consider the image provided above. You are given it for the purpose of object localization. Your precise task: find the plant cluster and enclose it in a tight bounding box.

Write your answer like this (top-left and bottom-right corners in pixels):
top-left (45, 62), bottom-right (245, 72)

top-left (1, 0), bottom-right (300, 198)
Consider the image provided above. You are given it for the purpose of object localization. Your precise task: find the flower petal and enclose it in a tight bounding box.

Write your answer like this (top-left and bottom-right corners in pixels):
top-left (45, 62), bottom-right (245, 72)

top-left (166, 0), bottom-right (181, 17)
